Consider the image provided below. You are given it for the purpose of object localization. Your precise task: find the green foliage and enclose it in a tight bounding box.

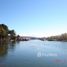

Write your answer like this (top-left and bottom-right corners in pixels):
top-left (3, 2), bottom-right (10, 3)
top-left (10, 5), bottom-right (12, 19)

top-left (9, 30), bottom-right (16, 40)
top-left (0, 24), bottom-right (16, 41)
top-left (0, 24), bottom-right (8, 37)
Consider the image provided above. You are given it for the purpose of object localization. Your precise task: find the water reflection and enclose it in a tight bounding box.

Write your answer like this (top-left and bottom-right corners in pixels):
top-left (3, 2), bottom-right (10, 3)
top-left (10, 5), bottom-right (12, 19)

top-left (0, 41), bottom-right (20, 57)
top-left (0, 40), bottom-right (67, 67)
top-left (9, 41), bottom-right (16, 50)
top-left (0, 41), bottom-right (8, 57)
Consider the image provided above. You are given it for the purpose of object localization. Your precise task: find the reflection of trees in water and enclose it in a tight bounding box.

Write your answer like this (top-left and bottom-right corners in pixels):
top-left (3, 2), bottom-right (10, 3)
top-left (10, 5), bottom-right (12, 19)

top-left (9, 41), bottom-right (20, 51)
top-left (16, 41), bottom-right (20, 44)
top-left (0, 41), bottom-right (8, 57)
top-left (0, 41), bottom-right (20, 57)
top-left (9, 41), bottom-right (16, 50)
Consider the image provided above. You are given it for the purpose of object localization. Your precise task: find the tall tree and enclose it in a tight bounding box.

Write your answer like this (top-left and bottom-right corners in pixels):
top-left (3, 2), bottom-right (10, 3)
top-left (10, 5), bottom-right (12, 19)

top-left (0, 24), bottom-right (8, 39)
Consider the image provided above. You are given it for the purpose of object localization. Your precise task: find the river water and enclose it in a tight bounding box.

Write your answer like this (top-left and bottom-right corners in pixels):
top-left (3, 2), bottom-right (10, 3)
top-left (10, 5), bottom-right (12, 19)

top-left (0, 40), bottom-right (67, 67)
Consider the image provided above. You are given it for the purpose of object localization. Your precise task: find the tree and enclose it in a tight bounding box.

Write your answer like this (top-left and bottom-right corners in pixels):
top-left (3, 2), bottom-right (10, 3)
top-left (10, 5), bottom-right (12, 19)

top-left (16, 35), bottom-right (20, 40)
top-left (0, 24), bottom-right (9, 40)
top-left (59, 33), bottom-right (67, 41)
top-left (9, 30), bottom-right (16, 40)
top-left (0, 24), bottom-right (16, 41)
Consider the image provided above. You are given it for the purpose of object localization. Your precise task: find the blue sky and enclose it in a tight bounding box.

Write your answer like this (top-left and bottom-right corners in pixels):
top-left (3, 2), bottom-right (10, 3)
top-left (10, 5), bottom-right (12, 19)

top-left (0, 0), bottom-right (67, 37)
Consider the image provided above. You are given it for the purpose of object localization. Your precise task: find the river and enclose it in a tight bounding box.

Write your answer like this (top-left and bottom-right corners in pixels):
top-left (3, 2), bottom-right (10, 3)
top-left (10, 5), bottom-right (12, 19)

top-left (0, 40), bottom-right (67, 67)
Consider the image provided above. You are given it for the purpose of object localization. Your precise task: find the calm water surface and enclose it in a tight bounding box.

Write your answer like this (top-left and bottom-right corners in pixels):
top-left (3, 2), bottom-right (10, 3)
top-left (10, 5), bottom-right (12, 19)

top-left (0, 40), bottom-right (67, 67)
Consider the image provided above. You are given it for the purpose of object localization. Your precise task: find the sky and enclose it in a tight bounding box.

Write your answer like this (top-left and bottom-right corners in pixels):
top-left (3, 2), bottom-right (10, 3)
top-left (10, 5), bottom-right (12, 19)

top-left (0, 0), bottom-right (67, 37)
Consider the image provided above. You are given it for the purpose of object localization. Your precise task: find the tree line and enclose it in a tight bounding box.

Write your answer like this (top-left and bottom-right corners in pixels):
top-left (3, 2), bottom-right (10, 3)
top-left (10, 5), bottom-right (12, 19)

top-left (1, 24), bottom-right (67, 42)
top-left (46, 33), bottom-right (67, 41)
top-left (0, 24), bottom-right (16, 41)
